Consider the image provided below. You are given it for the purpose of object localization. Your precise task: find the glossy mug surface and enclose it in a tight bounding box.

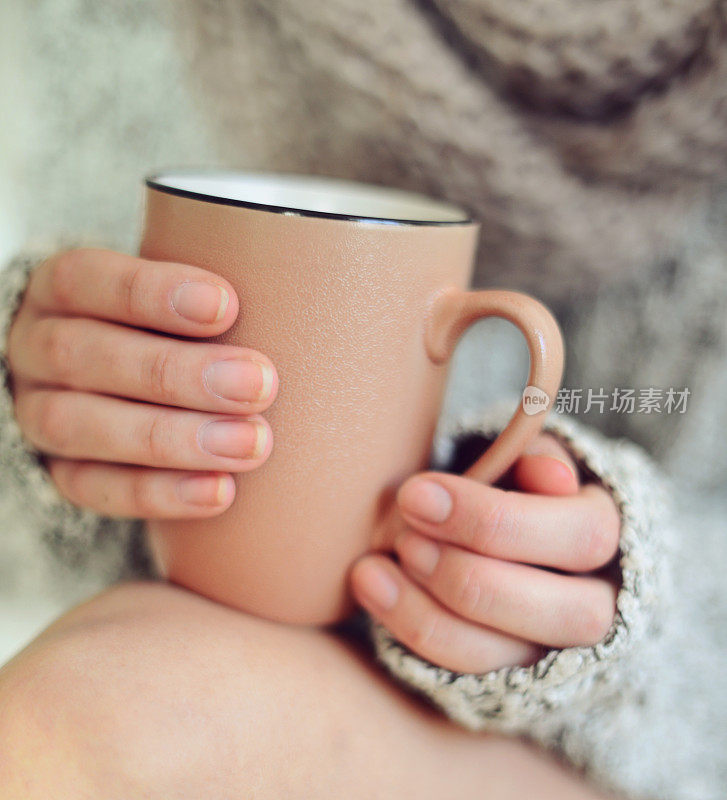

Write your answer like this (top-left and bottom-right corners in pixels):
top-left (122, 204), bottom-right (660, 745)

top-left (140, 171), bottom-right (564, 624)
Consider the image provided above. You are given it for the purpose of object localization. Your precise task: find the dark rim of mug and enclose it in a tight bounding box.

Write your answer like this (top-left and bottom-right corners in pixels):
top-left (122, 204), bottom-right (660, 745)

top-left (145, 172), bottom-right (475, 227)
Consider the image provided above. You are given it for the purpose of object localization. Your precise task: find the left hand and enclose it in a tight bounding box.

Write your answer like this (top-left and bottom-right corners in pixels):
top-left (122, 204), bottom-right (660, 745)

top-left (350, 434), bottom-right (621, 673)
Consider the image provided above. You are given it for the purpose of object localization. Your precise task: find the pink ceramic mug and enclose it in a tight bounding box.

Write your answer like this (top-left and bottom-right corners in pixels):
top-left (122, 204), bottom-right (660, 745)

top-left (140, 171), bottom-right (564, 624)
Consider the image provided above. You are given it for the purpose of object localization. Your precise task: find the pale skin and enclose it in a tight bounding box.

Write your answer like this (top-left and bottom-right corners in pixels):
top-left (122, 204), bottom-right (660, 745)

top-left (2, 248), bottom-right (623, 794)
top-left (0, 582), bottom-right (614, 800)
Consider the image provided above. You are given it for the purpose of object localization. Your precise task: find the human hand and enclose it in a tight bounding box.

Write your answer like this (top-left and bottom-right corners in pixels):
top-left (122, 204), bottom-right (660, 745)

top-left (7, 248), bottom-right (278, 518)
top-left (351, 435), bottom-right (620, 673)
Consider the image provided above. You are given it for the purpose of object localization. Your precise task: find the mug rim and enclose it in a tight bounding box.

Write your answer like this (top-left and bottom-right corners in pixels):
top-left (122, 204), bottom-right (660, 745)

top-left (145, 169), bottom-right (475, 227)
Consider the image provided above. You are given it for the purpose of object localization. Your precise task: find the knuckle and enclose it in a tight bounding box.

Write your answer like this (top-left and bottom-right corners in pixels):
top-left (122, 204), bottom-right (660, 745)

top-left (10, 391), bottom-right (29, 430)
top-left (35, 393), bottom-right (74, 452)
top-left (53, 461), bottom-right (86, 505)
top-left (142, 412), bottom-right (175, 464)
top-left (130, 474), bottom-right (159, 517)
top-left (583, 514), bottom-right (620, 567)
top-left (577, 593), bottom-right (616, 645)
top-left (47, 249), bottom-right (84, 308)
top-left (118, 263), bottom-right (147, 319)
top-left (6, 315), bottom-right (29, 373)
top-left (144, 346), bottom-right (179, 404)
top-left (454, 562), bottom-right (485, 618)
top-left (5, 335), bottom-right (19, 375)
top-left (13, 387), bottom-right (50, 436)
top-left (42, 319), bottom-right (76, 382)
top-left (602, 500), bottom-right (622, 555)
top-left (406, 613), bottom-right (444, 656)
top-left (471, 490), bottom-right (514, 555)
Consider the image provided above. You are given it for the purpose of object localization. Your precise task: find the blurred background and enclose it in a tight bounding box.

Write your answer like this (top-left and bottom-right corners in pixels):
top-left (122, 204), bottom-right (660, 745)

top-left (1, 0), bottom-right (726, 695)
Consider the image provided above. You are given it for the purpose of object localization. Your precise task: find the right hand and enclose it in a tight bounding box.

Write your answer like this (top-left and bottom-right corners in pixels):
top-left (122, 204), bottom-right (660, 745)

top-left (6, 248), bottom-right (278, 519)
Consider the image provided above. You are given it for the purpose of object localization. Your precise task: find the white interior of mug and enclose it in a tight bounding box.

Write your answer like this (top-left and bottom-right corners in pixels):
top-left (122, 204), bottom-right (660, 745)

top-left (147, 170), bottom-right (471, 225)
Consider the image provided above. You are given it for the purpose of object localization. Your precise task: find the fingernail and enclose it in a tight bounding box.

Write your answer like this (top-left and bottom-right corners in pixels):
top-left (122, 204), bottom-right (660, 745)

top-left (172, 281), bottom-right (229, 324)
top-left (522, 453), bottom-right (578, 483)
top-left (205, 360), bottom-right (274, 403)
top-left (355, 562), bottom-right (399, 611)
top-left (397, 479), bottom-right (452, 524)
top-left (551, 456), bottom-right (578, 483)
top-left (397, 532), bottom-right (440, 577)
top-left (200, 420), bottom-right (268, 460)
top-left (177, 474), bottom-right (234, 506)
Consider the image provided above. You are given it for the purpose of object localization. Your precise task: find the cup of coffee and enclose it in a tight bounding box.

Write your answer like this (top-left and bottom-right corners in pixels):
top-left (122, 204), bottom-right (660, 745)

top-left (139, 171), bottom-right (563, 624)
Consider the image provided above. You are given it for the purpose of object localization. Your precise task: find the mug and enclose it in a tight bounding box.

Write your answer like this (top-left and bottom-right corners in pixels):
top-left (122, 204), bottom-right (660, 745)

top-left (139, 171), bottom-right (564, 624)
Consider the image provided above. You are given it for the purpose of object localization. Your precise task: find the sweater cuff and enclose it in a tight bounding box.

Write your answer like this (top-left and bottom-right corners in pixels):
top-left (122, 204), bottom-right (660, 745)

top-left (0, 248), bottom-right (146, 574)
top-left (371, 400), bottom-right (674, 747)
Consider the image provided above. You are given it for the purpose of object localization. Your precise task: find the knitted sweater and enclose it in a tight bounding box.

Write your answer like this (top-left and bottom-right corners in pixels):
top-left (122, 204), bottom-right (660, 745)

top-left (2, 2), bottom-right (727, 798)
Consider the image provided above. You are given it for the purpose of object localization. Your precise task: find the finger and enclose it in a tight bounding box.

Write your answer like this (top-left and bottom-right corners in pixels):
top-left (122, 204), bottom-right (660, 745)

top-left (511, 434), bottom-right (579, 496)
top-left (48, 459), bottom-right (236, 519)
top-left (26, 248), bottom-right (238, 336)
top-left (522, 433), bottom-right (579, 470)
top-left (396, 532), bottom-right (617, 648)
top-left (16, 317), bottom-right (277, 414)
top-left (396, 473), bottom-right (620, 572)
top-left (350, 555), bottom-right (541, 673)
top-left (512, 456), bottom-right (579, 497)
top-left (15, 388), bottom-right (272, 471)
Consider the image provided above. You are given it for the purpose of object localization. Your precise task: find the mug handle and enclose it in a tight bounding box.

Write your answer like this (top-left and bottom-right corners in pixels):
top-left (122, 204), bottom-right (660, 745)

top-left (373, 287), bottom-right (563, 550)
top-left (423, 287), bottom-right (564, 484)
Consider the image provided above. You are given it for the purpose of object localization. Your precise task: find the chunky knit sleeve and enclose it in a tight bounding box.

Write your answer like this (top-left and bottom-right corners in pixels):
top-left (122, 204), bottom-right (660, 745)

top-left (371, 401), bottom-right (674, 781)
top-left (0, 249), bottom-right (150, 576)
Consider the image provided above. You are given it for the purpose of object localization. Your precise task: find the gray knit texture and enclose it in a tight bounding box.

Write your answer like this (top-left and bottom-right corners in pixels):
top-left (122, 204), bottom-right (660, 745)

top-left (1, 2), bottom-right (727, 797)
top-left (0, 250), bottom-right (152, 586)
top-left (372, 402), bottom-right (674, 798)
